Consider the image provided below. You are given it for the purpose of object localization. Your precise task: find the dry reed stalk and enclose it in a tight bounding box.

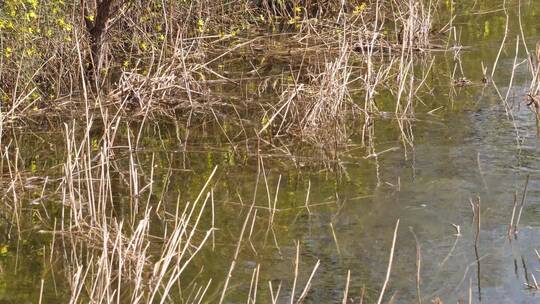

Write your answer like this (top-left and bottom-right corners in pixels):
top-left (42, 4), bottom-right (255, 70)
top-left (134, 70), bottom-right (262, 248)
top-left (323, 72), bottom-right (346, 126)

top-left (508, 191), bottom-right (518, 238)
top-left (330, 222), bottom-right (341, 255)
top-left (260, 38), bottom-right (354, 145)
top-left (53, 112), bottom-right (220, 303)
top-left (304, 179), bottom-right (312, 215)
top-left (342, 269), bottom-right (351, 304)
top-left (410, 228), bottom-right (422, 304)
top-left (290, 241), bottom-right (300, 304)
top-left (211, 187), bottom-right (216, 251)
top-left (3, 143), bottom-right (23, 235)
top-left (354, 0), bottom-right (443, 152)
top-left (247, 264), bottom-right (261, 304)
top-left (533, 42), bottom-right (540, 94)
top-left (394, 57), bottom-right (416, 148)
top-left (296, 259), bottom-right (320, 303)
top-left (269, 280), bottom-right (282, 304)
top-left (249, 209), bottom-right (259, 255)
top-left (528, 273), bottom-right (540, 290)
top-left (392, 0), bottom-right (436, 51)
top-left (377, 219), bottom-right (400, 304)
top-left (359, 285), bottom-right (365, 304)
top-left (514, 174), bottom-right (530, 236)
top-left (501, 37), bottom-right (522, 117)
top-left (491, 3), bottom-right (509, 81)
top-left (38, 278), bottom-right (45, 304)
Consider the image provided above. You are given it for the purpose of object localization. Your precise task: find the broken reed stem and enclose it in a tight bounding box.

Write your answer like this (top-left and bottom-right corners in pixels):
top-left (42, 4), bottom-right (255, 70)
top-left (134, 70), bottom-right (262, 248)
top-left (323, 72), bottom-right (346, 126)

top-left (508, 190), bottom-right (518, 238)
top-left (330, 222), bottom-right (341, 255)
top-left (376, 219), bottom-right (400, 304)
top-left (305, 180), bottom-right (312, 215)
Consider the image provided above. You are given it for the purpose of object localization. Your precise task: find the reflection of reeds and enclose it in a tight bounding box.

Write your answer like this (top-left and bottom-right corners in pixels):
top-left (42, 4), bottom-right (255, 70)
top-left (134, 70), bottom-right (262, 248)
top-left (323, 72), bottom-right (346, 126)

top-left (6, 113), bottom-right (537, 302)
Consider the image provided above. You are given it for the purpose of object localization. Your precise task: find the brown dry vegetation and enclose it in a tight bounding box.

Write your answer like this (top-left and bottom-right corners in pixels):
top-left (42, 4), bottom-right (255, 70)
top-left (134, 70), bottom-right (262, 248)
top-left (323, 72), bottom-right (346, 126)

top-left (1, 0), bottom-right (444, 122)
top-left (0, 0), bottom-right (457, 302)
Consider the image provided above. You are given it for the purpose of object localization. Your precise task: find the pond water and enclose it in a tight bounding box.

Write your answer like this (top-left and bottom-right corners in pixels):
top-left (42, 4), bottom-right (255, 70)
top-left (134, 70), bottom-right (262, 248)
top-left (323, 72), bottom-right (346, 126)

top-left (2, 1), bottom-right (540, 303)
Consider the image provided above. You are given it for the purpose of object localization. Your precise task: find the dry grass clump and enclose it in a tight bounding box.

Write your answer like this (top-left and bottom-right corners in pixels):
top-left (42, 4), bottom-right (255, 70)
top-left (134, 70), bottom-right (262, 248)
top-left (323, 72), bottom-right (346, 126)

top-left (265, 0), bottom-right (441, 138)
top-left (391, 0), bottom-right (437, 50)
top-left (107, 65), bottom-right (211, 118)
top-left (289, 0), bottom-right (443, 55)
top-left (260, 42), bottom-right (355, 145)
top-left (302, 49), bottom-right (352, 135)
top-left (64, 205), bottom-right (213, 303)
top-left (248, 0), bottom-right (445, 156)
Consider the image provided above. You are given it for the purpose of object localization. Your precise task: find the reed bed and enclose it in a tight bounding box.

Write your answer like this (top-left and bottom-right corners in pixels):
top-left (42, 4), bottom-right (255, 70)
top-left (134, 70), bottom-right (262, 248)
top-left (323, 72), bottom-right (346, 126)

top-left (30, 114), bottom-right (219, 303)
top-left (0, 2), bottom-right (450, 298)
top-left (0, 3), bottom-right (450, 187)
top-left (0, 1), bottom-right (495, 303)
top-left (0, 0), bottom-right (446, 127)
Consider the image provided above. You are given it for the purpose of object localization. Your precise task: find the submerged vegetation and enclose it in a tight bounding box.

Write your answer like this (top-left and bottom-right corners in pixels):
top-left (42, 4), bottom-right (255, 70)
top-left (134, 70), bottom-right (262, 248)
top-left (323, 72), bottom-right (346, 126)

top-left (1, 0), bottom-right (540, 303)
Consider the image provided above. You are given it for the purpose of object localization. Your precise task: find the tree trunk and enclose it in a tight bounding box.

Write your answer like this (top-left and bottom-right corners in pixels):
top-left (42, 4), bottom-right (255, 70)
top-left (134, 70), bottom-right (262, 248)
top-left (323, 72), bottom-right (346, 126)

top-left (83, 0), bottom-right (116, 86)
